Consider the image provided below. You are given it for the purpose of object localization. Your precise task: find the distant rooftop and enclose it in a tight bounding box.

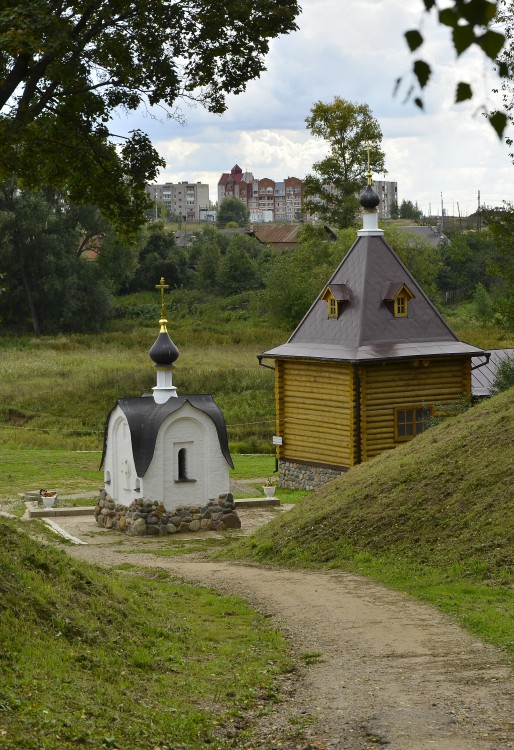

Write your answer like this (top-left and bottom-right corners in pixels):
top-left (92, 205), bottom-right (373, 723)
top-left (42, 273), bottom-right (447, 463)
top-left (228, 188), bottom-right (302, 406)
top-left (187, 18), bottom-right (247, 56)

top-left (397, 225), bottom-right (445, 246)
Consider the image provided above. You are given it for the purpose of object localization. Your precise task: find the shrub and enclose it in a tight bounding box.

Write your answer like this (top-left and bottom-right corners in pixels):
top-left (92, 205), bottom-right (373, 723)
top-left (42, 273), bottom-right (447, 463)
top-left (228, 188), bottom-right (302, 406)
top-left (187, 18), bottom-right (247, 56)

top-left (491, 355), bottom-right (514, 394)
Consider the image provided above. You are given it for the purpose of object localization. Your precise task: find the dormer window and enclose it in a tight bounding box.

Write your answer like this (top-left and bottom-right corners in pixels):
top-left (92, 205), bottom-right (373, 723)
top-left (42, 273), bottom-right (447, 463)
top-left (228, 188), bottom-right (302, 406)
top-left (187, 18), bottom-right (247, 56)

top-left (383, 283), bottom-right (415, 318)
top-left (321, 284), bottom-right (350, 320)
top-left (394, 296), bottom-right (407, 317)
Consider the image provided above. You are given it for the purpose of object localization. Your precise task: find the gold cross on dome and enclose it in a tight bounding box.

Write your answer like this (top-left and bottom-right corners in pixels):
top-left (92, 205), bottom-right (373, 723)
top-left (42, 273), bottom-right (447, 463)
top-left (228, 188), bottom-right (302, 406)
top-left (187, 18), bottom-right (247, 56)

top-left (365, 142), bottom-right (372, 186)
top-left (155, 277), bottom-right (170, 321)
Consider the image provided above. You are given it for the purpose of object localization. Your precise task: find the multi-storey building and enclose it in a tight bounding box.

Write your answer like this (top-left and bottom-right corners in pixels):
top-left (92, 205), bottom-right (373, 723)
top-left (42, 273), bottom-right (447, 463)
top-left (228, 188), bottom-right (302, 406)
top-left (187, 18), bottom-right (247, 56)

top-left (218, 165), bottom-right (305, 222)
top-left (146, 181), bottom-right (210, 221)
top-left (372, 179), bottom-right (398, 219)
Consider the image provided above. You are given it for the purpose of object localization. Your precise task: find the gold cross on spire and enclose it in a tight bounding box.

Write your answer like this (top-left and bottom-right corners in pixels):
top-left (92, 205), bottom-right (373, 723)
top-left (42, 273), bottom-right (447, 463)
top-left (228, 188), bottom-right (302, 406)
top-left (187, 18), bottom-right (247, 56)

top-left (155, 277), bottom-right (170, 332)
top-left (365, 142), bottom-right (372, 186)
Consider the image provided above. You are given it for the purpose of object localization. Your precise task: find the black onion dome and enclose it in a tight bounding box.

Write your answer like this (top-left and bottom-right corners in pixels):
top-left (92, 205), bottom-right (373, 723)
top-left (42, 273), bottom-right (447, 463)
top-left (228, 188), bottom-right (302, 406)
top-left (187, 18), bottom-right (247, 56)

top-left (149, 331), bottom-right (179, 366)
top-left (359, 184), bottom-right (380, 209)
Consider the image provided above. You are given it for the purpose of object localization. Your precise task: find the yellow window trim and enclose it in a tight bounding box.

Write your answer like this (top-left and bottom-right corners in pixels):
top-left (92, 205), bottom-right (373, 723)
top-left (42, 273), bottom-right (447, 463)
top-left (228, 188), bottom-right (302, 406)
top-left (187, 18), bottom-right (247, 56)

top-left (328, 297), bottom-right (339, 318)
top-left (394, 296), bottom-right (408, 317)
top-left (394, 405), bottom-right (432, 442)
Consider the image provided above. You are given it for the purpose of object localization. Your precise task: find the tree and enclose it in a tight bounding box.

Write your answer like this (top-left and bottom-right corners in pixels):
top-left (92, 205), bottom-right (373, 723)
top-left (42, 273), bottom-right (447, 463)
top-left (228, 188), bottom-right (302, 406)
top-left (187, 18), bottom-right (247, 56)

top-left (438, 231), bottom-right (497, 297)
top-left (130, 223), bottom-right (191, 292)
top-left (303, 98), bottom-right (385, 229)
top-left (216, 198), bottom-right (250, 229)
top-left (473, 281), bottom-right (494, 322)
top-left (0, 1), bottom-right (299, 237)
top-left (399, 199), bottom-right (423, 221)
top-left (491, 355), bottom-right (514, 393)
top-left (482, 204), bottom-right (514, 329)
top-left (217, 244), bottom-right (259, 295)
top-left (0, 183), bottom-right (112, 334)
top-left (402, 0), bottom-right (509, 137)
top-left (263, 225), bottom-right (354, 326)
top-left (384, 225), bottom-right (443, 299)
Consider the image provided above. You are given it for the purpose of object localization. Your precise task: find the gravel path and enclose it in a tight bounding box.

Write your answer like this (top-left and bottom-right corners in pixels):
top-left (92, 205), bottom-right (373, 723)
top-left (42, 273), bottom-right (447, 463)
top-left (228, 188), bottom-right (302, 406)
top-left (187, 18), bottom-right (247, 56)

top-left (47, 510), bottom-right (514, 750)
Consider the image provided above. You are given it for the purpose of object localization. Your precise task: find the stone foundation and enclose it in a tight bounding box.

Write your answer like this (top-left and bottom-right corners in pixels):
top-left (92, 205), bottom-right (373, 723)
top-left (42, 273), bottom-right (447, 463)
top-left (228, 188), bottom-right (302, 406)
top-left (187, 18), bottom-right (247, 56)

top-left (279, 459), bottom-right (344, 490)
top-left (94, 490), bottom-right (241, 535)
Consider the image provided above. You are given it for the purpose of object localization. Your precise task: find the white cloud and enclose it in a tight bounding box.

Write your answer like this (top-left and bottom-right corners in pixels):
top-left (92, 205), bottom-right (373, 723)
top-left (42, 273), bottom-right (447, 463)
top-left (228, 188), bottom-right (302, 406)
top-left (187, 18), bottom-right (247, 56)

top-left (130, 0), bottom-right (514, 213)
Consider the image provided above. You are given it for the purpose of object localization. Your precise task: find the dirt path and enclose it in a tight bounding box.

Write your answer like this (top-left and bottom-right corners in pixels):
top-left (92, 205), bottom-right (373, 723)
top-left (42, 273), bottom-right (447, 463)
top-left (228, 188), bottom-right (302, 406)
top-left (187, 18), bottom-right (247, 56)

top-left (52, 511), bottom-right (513, 750)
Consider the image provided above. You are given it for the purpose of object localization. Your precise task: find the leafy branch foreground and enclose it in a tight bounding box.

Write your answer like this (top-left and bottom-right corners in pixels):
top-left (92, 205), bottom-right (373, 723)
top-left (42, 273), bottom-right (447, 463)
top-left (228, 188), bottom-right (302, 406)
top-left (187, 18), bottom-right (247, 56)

top-left (0, 519), bottom-right (292, 750)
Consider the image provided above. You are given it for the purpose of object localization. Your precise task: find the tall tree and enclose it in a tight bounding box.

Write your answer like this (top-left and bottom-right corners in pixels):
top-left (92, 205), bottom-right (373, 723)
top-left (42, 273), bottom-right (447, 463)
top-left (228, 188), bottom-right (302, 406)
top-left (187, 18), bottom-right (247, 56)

top-left (303, 98), bottom-right (385, 229)
top-left (0, 183), bottom-right (112, 334)
top-left (216, 198), bottom-right (250, 229)
top-left (482, 204), bottom-right (514, 329)
top-left (399, 199), bottom-right (423, 221)
top-left (0, 0), bottom-right (299, 237)
top-left (130, 223), bottom-right (191, 292)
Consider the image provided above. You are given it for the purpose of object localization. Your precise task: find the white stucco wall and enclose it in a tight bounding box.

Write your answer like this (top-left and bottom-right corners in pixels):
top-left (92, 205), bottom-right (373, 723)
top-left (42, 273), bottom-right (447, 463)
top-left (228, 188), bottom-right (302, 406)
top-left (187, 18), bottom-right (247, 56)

top-left (104, 407), bottom-right (141, 506)
top-left (104, 401), bottom-right (230, 511)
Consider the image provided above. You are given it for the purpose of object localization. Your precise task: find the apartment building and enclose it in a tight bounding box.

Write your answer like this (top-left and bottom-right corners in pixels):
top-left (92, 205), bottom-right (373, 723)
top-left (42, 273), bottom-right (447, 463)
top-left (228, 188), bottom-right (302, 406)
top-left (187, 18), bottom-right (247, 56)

top-left (218, 165), bottom-right (305, 222)
top-left (146, 181), bottom-right (210, 221)
top-left (218, 165), bottom-right (396, 222)
top-left (372, 179), bottom-right (398, 219)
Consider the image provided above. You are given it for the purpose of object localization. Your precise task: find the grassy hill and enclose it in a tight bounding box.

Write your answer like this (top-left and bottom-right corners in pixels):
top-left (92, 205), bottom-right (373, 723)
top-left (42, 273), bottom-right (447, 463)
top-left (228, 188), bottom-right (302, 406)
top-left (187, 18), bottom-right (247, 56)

top-left (229, 388), bottom-right (514, 660)
top-left (0, 519), bottom-right (290, 750)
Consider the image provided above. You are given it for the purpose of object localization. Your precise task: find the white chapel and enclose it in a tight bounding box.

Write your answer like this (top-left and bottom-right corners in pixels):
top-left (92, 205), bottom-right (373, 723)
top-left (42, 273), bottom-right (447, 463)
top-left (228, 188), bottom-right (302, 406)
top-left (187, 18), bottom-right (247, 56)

top-left (101, 278), bottom-right (233, 511)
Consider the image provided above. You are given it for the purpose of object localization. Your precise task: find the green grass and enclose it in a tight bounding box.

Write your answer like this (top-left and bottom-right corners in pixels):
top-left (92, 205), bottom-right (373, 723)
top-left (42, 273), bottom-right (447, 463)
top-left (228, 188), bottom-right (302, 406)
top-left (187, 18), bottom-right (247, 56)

top-left (0, 450), bottom-right (103, 500)
top-left (441, 302), bottom-right (514, 349)
top-left (0, 451), bottom-right (276, 501)
top-left (229, 454), bottom-right (276, 479)
top-left (225, 387), bottom-right (514, 662)
top-left (1, 300), bottom-right (511, 454)
top-left (0, 315), bottom-right (282, 453)
top-left (0, 518), bottom-right (292, 750)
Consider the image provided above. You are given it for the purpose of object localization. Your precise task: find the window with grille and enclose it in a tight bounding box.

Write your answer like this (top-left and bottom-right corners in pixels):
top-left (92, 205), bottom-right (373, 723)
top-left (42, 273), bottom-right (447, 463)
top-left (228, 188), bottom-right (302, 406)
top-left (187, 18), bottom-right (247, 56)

top-left (394, 296), bottom-right (407, 317)
top-left (395, 406), bottom-right (431, 441)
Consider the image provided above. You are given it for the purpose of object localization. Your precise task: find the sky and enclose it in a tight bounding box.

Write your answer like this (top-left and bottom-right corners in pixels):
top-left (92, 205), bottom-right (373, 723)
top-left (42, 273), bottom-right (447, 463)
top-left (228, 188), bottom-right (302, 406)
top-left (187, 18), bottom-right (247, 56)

top-left (113, 0), bottom-right (514, 218)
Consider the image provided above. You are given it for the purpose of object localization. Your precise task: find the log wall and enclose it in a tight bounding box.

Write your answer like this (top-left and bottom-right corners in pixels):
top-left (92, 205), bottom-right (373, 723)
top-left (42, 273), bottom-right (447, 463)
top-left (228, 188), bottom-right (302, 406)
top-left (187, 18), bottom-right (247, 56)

top-left (360, 357), bottom-right (471, 460)
top-left (275, 359), bottom-right (355, 469)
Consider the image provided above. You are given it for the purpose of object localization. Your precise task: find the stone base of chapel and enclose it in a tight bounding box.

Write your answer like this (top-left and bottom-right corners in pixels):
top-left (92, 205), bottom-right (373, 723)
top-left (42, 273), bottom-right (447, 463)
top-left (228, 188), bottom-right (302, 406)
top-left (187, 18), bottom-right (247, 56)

top-left (94, 490), bottom-right (241, 535)
top-left (279, 459), bottom-right (346, 490)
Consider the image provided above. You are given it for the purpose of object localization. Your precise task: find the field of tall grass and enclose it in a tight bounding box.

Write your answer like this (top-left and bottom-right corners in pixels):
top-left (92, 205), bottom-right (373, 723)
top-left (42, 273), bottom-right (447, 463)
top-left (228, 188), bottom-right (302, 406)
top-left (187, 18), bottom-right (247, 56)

top-left (1, 294), bottom-right (512, 455)
top-left (0, 292), bottom-right (288, 453)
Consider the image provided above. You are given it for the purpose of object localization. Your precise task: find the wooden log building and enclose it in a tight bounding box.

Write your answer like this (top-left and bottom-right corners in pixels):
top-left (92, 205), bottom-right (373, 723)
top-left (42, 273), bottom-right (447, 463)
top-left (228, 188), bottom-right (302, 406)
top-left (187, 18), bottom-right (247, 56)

top-left (259, 184), bottom-right (488, 489)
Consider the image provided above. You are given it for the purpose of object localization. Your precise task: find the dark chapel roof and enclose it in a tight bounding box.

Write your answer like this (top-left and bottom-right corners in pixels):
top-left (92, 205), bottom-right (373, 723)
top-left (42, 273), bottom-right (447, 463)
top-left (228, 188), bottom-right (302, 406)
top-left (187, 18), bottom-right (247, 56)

top-left (101, 395), bottom-right (234, 477)
top-left (263, 233), bottom-right (485, 363)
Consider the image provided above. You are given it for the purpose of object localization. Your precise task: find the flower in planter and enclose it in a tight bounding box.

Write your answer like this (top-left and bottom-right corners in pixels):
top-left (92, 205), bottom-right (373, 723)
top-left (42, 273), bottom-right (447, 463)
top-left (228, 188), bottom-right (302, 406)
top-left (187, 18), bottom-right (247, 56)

top-left (262, 477), bottom-right (276, 487)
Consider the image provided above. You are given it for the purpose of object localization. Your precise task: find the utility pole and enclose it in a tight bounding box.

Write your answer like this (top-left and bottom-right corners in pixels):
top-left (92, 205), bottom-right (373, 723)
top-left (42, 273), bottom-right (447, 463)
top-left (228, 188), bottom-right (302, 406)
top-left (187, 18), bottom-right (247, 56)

top-left (441, 193), bottom-right (444, 233)
top-left (477, 190), bottom-right (481, 231)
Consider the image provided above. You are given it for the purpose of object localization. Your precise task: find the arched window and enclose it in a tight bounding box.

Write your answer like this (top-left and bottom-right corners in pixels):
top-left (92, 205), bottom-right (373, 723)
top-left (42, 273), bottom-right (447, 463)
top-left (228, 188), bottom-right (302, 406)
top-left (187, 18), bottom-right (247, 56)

top-left (178, 448), bottom-right (187, 480)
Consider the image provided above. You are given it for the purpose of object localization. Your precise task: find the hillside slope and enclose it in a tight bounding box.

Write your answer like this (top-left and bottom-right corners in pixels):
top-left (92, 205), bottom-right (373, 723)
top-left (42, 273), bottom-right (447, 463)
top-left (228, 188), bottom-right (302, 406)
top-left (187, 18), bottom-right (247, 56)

top-left (235, 387), bottom-right (514, 581)
top-left (0, 520), bottom-right (289, 749)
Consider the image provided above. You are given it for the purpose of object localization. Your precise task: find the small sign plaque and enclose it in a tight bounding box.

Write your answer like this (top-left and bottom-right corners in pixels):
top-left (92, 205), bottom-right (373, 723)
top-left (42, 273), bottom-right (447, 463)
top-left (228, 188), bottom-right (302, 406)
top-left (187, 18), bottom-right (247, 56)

top-left (272, 436), bottom-right (283, 445)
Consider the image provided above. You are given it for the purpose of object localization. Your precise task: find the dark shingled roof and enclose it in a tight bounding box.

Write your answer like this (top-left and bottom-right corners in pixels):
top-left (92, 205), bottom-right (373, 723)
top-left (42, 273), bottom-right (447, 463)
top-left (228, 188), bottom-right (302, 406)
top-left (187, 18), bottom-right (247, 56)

top-left (323, 283), bottom-right (350, 302)
top-left (382, 282), bottom-right (414, 301)
top-left (101, 395), bottom-right (234, 476)
top-left (263, 233), bottom-right (485, 362)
